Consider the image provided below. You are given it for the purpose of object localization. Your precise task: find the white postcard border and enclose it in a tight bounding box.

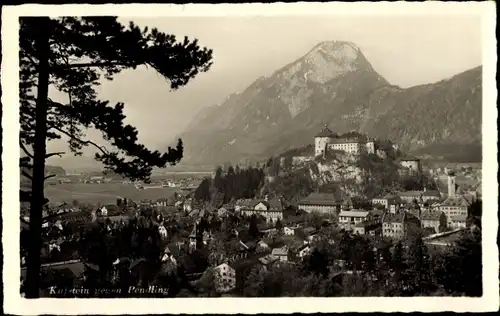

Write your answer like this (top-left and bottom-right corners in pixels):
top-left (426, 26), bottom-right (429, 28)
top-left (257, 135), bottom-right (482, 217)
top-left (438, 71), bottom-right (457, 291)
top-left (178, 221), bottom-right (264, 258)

top-left (2, 2), bottom-right (498, 314)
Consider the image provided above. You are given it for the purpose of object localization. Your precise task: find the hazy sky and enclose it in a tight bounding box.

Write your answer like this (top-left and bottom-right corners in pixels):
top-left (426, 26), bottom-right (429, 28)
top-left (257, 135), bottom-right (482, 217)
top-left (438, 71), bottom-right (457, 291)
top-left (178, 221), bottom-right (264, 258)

top-left (47, 14), bottom-right (482, 161)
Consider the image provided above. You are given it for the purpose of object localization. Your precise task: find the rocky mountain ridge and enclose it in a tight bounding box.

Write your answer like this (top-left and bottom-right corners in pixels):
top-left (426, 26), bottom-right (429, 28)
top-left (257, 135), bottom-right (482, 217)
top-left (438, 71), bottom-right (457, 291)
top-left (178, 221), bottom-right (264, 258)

top-left (171, 41), bottom-right (480, 166)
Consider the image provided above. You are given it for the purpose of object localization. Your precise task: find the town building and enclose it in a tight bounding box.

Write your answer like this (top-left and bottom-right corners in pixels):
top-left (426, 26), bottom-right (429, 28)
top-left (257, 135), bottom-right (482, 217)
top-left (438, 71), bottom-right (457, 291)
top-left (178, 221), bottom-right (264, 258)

top-left (295, 244), bottom-right (311, 259)
top-left (398, 191), bottom-right (423, 203)
top-left (257, 240), bottom-right (269, 251)
top-left (438, 172), bottom-right (470, 227)
top-left (353, 219), bottom-right (382, 236)
top-left (421, 189), bottom-right (442, 202)
top-left (234, 199), bottom-right (256, 213)
top-left (301, 227), bottom-right (319, 244)
top-left (283, 226), bottom-right (298, 236)
top-left (372, 194), bottom-right (400, 210)
top-left (297, 192), bottom-right (342, 214)
top-left (399, 156), bottom-right (422, 174)
top-left (183, 199), bottom-right (193, 212)
top-left (158, 224), bottom-right (168, 239)
top-left (382, 212), bottom-right (420, 240)
top-left (450, 215), bottom-right (468, 229)
top-left (397, 189), bottom-right (441, 204)
top-left (271, 246), bottom-right (289, 262)
top-left (314, 125), bottom-right (375, 157)
top-left (188, 222), bottom-right (203, 251)
top-left (338, 210), bottom-right (370, 230)
top-left (420, 211), bottom-right (447, 234)
top-left (240, 197), bottom-right (284, 223)
top-left (382, 213), bottom-right (405, 239)
top-left (213, 263), bottom-right (236, 293)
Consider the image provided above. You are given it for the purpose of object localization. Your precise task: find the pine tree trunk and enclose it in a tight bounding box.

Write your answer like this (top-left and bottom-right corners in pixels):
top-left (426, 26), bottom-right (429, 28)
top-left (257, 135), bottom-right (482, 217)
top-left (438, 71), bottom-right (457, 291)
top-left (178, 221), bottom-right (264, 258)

top-left (25, 17), bottom-right (51, 299)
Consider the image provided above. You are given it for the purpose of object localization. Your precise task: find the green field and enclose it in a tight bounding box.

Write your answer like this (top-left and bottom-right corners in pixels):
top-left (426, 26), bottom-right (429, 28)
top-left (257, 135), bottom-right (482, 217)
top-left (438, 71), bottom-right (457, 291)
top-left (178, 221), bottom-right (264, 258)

top-left (45, 183), bottom-right (181, 205)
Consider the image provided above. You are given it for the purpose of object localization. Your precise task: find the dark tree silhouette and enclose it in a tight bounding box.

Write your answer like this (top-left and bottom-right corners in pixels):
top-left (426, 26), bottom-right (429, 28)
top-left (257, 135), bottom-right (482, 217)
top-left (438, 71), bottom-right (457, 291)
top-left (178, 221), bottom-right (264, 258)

top-left (275, 218), bottom-right (283, 231)
top-left (248, 215), bottom-right (259, 239)
top-left (20, 16), bottom-right (213, 298)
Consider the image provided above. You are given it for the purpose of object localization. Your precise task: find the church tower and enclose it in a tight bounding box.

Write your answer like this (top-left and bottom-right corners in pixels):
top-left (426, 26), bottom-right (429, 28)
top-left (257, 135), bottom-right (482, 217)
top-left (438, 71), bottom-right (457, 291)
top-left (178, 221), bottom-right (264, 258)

top-left (447, 170), bottom-right (456, 198)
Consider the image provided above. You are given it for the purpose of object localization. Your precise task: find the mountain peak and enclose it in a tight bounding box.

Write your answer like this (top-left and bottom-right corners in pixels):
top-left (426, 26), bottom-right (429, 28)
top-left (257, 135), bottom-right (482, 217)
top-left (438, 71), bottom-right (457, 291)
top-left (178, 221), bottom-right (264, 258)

top-left (311, 40), bottom-right (361, 54)
top-left (277, 40), bottom-right (371, 85)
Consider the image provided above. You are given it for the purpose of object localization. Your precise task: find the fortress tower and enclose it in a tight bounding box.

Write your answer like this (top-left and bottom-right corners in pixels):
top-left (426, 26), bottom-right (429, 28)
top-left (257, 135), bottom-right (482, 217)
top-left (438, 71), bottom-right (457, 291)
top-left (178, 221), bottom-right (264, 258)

top-left (314, 124), bottom-right (334, 156)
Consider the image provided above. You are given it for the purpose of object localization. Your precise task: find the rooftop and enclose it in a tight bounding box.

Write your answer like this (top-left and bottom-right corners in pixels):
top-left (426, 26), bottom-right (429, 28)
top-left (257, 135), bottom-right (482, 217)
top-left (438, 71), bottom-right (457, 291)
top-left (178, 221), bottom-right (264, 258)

top-left (440, 195), bottom-right (470, 207)
top-left (271, 246), bottom-right (288, 256)
top-left (401, 156), bottom-right (420, 161)
top-left (451, 215), bottom-right (468, 222)
top-left (329, 137), bottom-right (365, 145)
top-left (382, 212), bottom-right (405, 223)
top-left (257, 198), bottom-right (283, 211)
top-left (315, 125), bottom-right (334, 138)
top-left (298, 192), bottom-right (342, 206)
top-left (422, 190), bottom-right (441, 197)
top-left (339, 210), bottom-right (370, 218)
top-left (421, 211), bottom-right (443, 221)
top-left (235, 199), bottom-right (257, 209)
top-left (398, 191), bottom-right (423, 197)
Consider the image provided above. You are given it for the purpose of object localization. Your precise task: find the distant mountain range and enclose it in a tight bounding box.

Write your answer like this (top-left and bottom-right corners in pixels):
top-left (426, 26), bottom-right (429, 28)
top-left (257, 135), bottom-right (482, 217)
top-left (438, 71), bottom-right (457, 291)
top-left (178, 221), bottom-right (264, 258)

top-left (172, 40), bottom-right (482, 166)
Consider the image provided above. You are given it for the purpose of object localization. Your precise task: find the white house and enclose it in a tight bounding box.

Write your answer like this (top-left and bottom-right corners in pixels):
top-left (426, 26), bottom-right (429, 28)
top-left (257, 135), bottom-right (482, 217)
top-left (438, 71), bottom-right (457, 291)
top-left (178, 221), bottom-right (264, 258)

top-left (48, 241), bottom-right (61, 253)
top-left (158, 225), bottom-right (168, 239)
top-left (257, 240), bottom-right (269, 250)
top-left (183, 199), bottom-right (193, 212)
top-left (283, 226), bottom-right (298, 236)
top-left (161, 248), bottom-right (177, 266)
top-left (450, 215), bottom-right (468, 229)
top-left (338, 210), bottom-right (370, 230)
top-left (213, 263), bottom-right (236, 293)
top-left (296, 244), bottom-right (311, 258)
top-left (372, 195), bottom-right (400, 209)
top-left (242, 198), bottom-right (284, 223)
top-left (271, 246), bottom-right (289, 262)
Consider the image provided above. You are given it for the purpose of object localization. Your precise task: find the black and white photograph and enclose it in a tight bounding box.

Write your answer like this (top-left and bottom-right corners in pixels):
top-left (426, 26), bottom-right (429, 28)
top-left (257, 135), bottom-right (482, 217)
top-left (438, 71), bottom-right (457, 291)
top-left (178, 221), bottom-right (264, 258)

top-left (2, 2), bottom-right (498, 314)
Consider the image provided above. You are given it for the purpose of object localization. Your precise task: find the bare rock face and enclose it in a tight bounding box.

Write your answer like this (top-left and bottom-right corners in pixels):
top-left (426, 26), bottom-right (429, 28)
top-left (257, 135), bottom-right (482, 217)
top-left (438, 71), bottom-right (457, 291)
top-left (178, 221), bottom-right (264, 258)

top-left (173, 40), bottom-right (482, 166)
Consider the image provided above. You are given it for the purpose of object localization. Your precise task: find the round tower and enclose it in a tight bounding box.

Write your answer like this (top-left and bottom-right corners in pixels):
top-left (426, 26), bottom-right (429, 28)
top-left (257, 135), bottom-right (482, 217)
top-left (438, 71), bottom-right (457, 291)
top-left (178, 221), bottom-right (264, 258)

top-left (314, 124), bottom-right (333, 156)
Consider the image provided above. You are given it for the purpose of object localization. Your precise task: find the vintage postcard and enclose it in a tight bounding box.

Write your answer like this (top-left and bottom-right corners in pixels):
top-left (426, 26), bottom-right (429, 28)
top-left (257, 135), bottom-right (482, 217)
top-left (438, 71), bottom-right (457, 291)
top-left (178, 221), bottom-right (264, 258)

top-left (1, 1), bottom-right (498, 314)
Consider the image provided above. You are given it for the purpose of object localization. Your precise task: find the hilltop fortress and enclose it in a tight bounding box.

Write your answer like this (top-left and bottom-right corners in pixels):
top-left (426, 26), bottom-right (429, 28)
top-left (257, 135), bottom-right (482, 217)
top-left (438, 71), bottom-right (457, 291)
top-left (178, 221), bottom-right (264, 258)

top-left (314, 125), bottom-right (375, 157)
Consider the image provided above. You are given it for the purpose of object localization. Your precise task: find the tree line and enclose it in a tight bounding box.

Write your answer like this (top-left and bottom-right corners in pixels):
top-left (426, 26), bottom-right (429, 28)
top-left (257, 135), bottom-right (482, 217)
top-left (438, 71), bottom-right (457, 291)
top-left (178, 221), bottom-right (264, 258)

top-left (239, 229), bottom-right (482, 297)
top-left (194, 164), bottom-right (266, 206)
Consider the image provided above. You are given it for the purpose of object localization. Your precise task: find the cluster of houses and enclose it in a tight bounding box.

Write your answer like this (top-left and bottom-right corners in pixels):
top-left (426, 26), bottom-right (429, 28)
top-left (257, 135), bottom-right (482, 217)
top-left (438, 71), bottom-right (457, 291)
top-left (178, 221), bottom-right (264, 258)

top-left (21, 151), bottom-right (481, 296)
top-left (297, 171), bottom-right (477, 239)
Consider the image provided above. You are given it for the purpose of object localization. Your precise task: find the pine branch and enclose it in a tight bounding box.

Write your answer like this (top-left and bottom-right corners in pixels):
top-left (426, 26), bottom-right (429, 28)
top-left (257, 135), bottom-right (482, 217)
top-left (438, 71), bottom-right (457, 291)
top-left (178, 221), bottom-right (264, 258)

top-left (45, 152), bottom-right (65, 159)
top-left (20, 141), bottom-right (35, 159)
top-left (42, 210), bottom-right (73, 222)
top-left (20, 216), bottom-right (30, 225)
top-left (51, 125), bottom-right (109, 156)
top-left (22, 170), bottom-right (33, 180)
top-left (57, 61), bottom-right (138, 69)
top-left (44, 174), bottom-right (57, 180)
